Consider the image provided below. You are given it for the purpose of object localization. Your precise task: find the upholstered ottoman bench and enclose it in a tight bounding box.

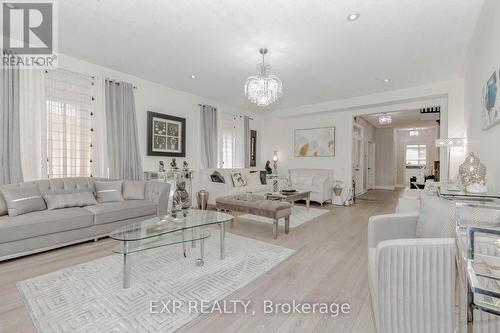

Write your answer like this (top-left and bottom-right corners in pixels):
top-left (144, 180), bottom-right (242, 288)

top-left (216, 195), bottom-right (292, 239)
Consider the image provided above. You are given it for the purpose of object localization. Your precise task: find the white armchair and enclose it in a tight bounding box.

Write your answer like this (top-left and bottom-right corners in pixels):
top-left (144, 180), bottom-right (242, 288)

top-left (289, 168), bottom-right (333, 205)
top-left (368, 213), bottom-right (455, 333)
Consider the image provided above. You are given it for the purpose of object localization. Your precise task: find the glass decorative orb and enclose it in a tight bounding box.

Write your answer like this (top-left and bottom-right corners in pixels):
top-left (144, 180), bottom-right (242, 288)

top-left (459, 153), bottom-right (487, 189)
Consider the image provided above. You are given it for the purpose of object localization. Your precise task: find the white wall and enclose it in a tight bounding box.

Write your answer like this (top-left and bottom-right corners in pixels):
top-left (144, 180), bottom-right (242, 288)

top-left (261, 79), bottom-right (465, 189)
top-left (374, 128), bottom-right (395, 189)
top-left (464, 0), bottom-right (500, 192)
top-left (56, 54), bottom-right (262, 191)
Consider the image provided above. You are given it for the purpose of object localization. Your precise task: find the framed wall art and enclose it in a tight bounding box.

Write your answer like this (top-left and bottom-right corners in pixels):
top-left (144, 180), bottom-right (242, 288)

top-left (147, 111), bottom-right (186, 157)
top-left (482, 69), bottom-right (500, 130)
top-left (294, 126), bottom-right (335, 157)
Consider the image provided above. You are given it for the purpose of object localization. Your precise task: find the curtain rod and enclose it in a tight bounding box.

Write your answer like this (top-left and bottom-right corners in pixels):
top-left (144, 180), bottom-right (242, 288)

top-left (198, 104), bottom-right (253, 120)
top-left (105, 78), bottom-right (138, 89)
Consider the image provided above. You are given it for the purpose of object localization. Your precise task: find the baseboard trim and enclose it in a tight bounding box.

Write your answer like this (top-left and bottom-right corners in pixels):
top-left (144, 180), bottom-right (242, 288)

top-left (373, 185), bottom-right (396, 191)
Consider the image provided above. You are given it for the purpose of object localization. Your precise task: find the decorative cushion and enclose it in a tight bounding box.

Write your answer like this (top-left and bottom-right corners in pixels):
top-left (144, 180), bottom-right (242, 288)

top-left (313, 176), bottom-right (328, 185)
top-left (416, 193), bottom-right (456, 238)
top-left (231, 172), bottom-right (247, 187)
top-left (0, 192), bottom-right (7, 216)
top-left (94, 181), bottom-right (124, 203)
top-left (0, 185), bottom-right (47, 217)
top-left (247, 171), bottom-right (261, 186)
top-left (250, 170), bottom-right (267, 185)
top-left (210, 171), bottom-right (226, 184)
top-left (123, 180), bottom-right (146, 200)
top-left (296, 176), bottom-right (313, 186)
top-left (43, 192), bottom-right (97, 210)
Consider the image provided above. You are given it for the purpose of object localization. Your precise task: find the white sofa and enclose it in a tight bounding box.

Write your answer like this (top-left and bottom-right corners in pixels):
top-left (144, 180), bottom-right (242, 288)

top-left (199, 168), bottom-right (272, 205)
top-left (289, 169), bottom-right (333, 205)
top-left (367, 212), bottom-right (455, 333)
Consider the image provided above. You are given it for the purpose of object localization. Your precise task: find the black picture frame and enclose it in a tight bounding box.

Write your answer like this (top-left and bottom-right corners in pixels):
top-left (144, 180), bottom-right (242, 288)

top-left (147, 111), bottom-right (186, 157)
top-left (250, 130), bottom-right (257, 167)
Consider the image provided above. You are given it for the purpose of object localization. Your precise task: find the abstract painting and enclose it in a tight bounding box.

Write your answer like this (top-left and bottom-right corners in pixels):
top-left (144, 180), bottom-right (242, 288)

top-left (482, 69), bottom-right (500, 130)
top-left (147, 111), bottom-right (186, 156)
top-left (294, 127), bottom-right (335, 157)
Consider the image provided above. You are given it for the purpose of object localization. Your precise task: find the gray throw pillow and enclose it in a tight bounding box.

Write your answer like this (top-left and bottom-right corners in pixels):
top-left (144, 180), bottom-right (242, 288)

top-left (43, 192), bottom-right (97, 210)
top-left (1, 185), bottom-right (47, 216)
top-left (123, 180), bottom-right (146, 200)
top-left (416, 193), bottom-right (456, 238)
top-left (95, 181), bottom-right (124, 203)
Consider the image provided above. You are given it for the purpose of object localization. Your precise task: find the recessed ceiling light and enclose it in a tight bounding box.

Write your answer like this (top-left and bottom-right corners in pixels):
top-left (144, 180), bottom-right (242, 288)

top-left (383, 78), bottom-right (391, 83)
top-left (190, 74), bottom-right (197, 79)
top-left (347, 13), bottom-right (360, 21)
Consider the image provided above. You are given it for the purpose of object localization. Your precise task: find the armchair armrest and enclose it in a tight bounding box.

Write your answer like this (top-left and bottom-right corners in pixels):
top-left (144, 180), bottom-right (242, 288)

top-left (145, 181), bottom-right (171, 216)
top-left (368, 213), bottom-right (419, 248)
top-left (374, 238), bottom-right (455, 333)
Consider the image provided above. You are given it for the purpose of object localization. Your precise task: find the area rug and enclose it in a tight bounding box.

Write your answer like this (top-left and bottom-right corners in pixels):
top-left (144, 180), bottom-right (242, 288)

top-left (239, 206), bottom-right (329, 228)
top-left (17, 232), bottom-right (294, 333)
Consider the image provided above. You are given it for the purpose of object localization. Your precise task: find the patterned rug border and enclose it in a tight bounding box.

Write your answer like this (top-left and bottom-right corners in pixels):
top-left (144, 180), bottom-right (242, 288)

top-left (17, 232), bottom-right (295, 333)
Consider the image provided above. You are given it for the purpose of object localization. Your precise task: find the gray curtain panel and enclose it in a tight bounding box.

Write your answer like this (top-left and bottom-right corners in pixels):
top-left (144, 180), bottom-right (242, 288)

top-left (244, 116), bottom-right (250, 168)
top-left (0, 62), bottom-right (24, 185)
top-left (200, 104), bottom-right (218, 169)
top-left (105, 81), bottom-right (143, 180)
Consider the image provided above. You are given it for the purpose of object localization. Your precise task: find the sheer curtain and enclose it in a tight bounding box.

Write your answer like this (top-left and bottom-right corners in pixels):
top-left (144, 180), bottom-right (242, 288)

top-left (200, 104), bottom-right (217, 169)
top-left (19, 69), bottom-right (46, 181)
top-left (44, 69), bottom-right (95, 178)
top-left (0, 60), bottom-right (24, 184)
top-left (105, 80), bottom-right (143, 180)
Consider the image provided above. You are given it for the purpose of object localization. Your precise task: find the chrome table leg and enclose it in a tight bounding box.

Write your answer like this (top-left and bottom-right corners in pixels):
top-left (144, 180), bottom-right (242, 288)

top-left (220, 222), bottom-right (226, 259)
top-left (285, 216), bottom-right (290, 234)
top-left (182, 230), bottom-right (187, 257)
top-left (191, 228), bottom-right (196, 248)
top-left (123, 241), bottom-right (131, 289)
top-left (273, 219), bottom-right (278, 239)
top-left (195, 236), bottom-right (205, 266)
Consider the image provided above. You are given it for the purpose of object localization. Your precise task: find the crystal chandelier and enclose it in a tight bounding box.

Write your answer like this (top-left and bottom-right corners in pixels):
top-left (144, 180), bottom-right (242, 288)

top-left (244, 48), bottom-right (283, 106)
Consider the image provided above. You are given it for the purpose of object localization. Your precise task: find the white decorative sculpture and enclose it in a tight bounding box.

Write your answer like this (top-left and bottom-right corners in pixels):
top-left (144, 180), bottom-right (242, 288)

top-left (459, 153), bottom-right (488, 193)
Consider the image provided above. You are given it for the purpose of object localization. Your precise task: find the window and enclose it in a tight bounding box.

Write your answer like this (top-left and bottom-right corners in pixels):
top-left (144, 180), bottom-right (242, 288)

top-left (45, 70), bottom-right (95, 178)
top-left (405, 144), bottom-right (427, 166)
top-left (221, 127), bottom-right (236, 168)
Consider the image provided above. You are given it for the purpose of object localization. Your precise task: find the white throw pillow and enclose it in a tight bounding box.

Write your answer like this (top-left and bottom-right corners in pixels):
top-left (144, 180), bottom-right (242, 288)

top-left (43, 192), bottom-right (97, 210)
top-left (416, 193), bottom-right (456, 238)
top-left (313, 176), bottom-right (328, 185)
top-left (231, 172), bottom-right (247, 187)
top-left (95, 181), bottom-right (124, 203)
top-left (1, 185), bottom-right (47, 216)
top-left (247, 172), bottom-right (261, 186)
top-left (297, 176), bottom-right (313, 186)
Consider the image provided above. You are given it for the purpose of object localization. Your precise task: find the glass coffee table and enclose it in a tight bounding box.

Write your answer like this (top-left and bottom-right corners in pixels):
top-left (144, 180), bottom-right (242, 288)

top-left (266, 190), bottom-right (311, 209)
top-left (109, 209), bottom-right (234, 288)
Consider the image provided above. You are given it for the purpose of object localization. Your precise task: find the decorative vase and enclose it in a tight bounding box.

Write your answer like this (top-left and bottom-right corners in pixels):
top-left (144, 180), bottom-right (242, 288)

top-left (459, 153), bottom-right (487, 193)
top-left (172, 181), bottom-right (190, 211)
top-left (196, 190), bottom-right (209, 210)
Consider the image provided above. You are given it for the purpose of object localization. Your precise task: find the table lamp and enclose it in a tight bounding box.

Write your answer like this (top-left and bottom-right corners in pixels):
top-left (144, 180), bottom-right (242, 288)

top-left (272, 150), bottom-right (279, 173)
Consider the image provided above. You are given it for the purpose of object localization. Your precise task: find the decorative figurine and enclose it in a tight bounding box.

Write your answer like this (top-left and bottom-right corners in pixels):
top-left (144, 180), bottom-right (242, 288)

top-left (170, 158), bottom-right (178, 171)
top-left (182, 161), bottom-right (189, 171)
top-left (172, 181), bottom-right (190, 211)
top-left (459, 153), bottom-right (487, 193)
top-left (265, 161), bottom-right (272, 174)
top-left (158, 160), bottom-right (165, 172)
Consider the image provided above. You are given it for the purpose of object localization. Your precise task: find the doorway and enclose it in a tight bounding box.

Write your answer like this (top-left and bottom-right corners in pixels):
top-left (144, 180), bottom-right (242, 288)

top-left (352, 123), bottom-right (364, 196)
top-left (367, 142), bottom-right (375, 190)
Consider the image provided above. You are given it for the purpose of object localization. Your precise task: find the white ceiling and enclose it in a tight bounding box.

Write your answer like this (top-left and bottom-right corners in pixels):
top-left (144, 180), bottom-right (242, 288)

top-left (360, 110), bottom-right (439, 129)
top-left (58, 0), bottom-right (483, 110)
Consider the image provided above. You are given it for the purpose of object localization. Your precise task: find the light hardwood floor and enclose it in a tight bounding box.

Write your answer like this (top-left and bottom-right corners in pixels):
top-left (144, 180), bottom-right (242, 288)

top-left (0, 189), bottom-right (400, 333)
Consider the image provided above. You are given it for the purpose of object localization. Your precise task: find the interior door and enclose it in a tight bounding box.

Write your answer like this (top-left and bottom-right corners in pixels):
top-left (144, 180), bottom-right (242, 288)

top-left (367, 142), bottom-right (375, 190)
top-left (352, 123), bottom-right (364, 196)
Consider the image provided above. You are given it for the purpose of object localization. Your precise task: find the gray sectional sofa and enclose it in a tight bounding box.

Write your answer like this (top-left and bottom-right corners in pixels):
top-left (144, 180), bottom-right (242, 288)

top-left (0, 177), bottom-right (170, 261)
